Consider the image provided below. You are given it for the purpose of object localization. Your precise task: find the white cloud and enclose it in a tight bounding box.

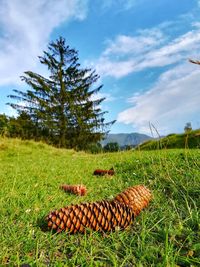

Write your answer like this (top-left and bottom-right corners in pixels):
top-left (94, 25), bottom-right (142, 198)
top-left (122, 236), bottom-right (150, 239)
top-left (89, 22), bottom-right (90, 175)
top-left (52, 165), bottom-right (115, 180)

top-left (96, 57), bottom-right (135, 78)
top-left (191, 21), bottom-right (200, 28)
top-left (141, 29), bottom-right (200, 65)
top-left (97, 92), bottom-right (116, 102)
top-left (117, 63), bottom-right (200, 135)
top-left (95, 25), bottom-right (200, 79)
top-left (96, 28), bottom-right (165, 78)
top-left (91, 92), bottom-right (116, 103)
top-left (103, 29), bottom-right (164, 56)
top-left (0, 0), bottom-right (88, 86)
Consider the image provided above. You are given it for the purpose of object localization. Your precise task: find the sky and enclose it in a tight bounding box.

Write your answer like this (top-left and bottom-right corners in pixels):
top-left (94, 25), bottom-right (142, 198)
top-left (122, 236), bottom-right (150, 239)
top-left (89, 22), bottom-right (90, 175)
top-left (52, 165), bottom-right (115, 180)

top-left (0, 0), bottom-right (200, 136)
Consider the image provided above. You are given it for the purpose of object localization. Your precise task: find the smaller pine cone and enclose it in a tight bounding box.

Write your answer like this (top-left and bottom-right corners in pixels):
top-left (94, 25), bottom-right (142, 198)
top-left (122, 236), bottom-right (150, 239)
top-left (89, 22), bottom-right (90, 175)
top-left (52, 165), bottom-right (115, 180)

top-left (47, 200), bottom-right (134, 234)
top-left (60, 184), bottom-right (87, 196)
top-left (114, 185), bottom-right (152, 216)
top-left (93, 168), bottom-right (115, 176)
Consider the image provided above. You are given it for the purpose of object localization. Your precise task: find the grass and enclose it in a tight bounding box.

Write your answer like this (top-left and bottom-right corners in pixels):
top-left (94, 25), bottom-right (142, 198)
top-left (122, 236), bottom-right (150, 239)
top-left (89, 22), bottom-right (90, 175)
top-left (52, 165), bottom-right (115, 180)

top-left (137, 129), bottom-right (200, 150)
top-left (0, 137), bottom-right (200, 266)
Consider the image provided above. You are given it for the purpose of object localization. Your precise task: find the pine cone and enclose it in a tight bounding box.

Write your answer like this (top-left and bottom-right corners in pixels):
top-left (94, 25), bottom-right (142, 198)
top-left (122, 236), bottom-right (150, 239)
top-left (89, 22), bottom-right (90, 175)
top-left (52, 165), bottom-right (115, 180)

top-left (47, 200), bottom-right (133, 233)
top-left (93, 168), bottom-right (115, 176)
top-left (60, 184), bottom-right (87, 196)
top-left (114, 185), bottom-right (152, 216)
top-left (46, 185), bottom-right (152, 234)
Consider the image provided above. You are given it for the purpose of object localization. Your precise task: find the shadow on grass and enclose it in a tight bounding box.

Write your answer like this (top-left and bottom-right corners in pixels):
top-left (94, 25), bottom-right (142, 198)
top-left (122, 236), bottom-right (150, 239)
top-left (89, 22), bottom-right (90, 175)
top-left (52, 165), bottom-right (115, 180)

top-left (37, 216), bottom-right (49, 232)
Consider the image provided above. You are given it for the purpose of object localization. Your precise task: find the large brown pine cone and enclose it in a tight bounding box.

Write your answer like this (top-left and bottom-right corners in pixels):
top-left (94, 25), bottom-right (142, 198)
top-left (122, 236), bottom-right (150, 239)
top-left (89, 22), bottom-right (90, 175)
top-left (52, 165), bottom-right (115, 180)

top-left (46, 185), bottom-right (152, 234)
top-left (47, 200), bottom-right (134, 233)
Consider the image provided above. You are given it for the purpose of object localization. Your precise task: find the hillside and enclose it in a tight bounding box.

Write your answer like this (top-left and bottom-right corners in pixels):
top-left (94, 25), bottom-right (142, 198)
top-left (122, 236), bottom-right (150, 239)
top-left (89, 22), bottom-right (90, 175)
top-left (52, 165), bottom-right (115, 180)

top-left (0, 138), bottom-right (199, 266)
top-left (101, 132), bottom-right (153, 147)
top-left (137, 129), bottom-right (200, 150)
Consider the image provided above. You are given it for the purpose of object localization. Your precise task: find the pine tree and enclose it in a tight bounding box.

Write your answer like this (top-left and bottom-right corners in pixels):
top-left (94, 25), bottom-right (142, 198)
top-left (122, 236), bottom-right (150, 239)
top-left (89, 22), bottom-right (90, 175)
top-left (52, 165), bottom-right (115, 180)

top-left (8, 37), bottom-right (115, 149)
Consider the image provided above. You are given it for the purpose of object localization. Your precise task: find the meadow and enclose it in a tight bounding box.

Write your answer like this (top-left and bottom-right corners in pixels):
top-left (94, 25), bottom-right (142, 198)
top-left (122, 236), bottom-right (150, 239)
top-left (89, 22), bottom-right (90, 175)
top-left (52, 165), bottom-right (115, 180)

top-left (0, 138), bottom-right (199, 266)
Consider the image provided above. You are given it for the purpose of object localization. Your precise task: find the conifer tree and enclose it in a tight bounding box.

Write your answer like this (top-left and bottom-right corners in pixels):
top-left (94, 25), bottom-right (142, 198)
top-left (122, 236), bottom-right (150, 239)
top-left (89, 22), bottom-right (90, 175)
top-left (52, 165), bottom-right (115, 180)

top-left (8, 37), bottom-right (115, 149)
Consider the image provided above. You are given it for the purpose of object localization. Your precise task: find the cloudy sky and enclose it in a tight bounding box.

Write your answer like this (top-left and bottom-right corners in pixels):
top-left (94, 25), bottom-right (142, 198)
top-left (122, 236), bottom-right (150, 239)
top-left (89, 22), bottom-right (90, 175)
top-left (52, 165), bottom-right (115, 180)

top-left (0, 0), bottom-right (200, 135)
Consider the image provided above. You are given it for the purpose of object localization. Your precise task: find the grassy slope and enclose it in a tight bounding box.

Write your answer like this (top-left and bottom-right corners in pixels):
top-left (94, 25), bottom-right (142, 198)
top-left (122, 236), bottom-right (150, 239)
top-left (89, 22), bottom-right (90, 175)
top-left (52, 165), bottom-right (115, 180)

top-left (138, 129), bottom-right (200, 150)
top-left (0, 138), bottom-right (200, 266)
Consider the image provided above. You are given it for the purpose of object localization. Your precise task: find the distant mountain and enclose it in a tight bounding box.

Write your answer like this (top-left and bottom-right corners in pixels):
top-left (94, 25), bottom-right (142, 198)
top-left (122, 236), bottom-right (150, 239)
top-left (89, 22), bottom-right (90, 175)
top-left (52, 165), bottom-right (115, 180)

top-left (101, 133), bottom-right (153, 148)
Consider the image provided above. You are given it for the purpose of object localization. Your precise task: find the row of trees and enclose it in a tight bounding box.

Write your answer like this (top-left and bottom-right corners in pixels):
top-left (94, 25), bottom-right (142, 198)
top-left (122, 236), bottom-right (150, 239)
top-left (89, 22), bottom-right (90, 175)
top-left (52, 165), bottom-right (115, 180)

top-left (0, 113), bottom-right (121, 153)
top-left (6, 37), bottom-right (115, 150)
top-left (0, 112), bottom-right (37, 139)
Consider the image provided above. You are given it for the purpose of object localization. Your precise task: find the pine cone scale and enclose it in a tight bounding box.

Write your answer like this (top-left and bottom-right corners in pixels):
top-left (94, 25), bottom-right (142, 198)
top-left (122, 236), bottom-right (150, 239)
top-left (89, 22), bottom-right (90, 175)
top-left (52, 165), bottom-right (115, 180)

top-left (58, 211), bottom-right (64, 220)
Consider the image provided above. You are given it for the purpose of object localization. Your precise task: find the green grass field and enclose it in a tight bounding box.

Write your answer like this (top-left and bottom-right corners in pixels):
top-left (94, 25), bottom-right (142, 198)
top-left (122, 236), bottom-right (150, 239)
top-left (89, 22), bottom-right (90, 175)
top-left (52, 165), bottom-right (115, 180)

top-left (0, 138), bottom-right (199, 266)
top-left (137, 129), bottom-right (200, 150)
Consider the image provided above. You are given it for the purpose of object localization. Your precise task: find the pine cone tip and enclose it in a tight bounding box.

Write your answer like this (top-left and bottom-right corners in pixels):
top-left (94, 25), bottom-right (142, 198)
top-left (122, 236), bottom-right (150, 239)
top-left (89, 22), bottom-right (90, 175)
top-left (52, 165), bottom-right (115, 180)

top-left (114, 185), bottom-right (152, 216)
top-left (60, 184), bottom-right (87, 196)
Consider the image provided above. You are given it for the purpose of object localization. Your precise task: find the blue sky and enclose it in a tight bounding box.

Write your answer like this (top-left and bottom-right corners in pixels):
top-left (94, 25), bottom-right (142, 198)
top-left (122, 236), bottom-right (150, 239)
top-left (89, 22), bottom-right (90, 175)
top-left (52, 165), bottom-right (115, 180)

top-left (0, 0), bottom-right (200, 135)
